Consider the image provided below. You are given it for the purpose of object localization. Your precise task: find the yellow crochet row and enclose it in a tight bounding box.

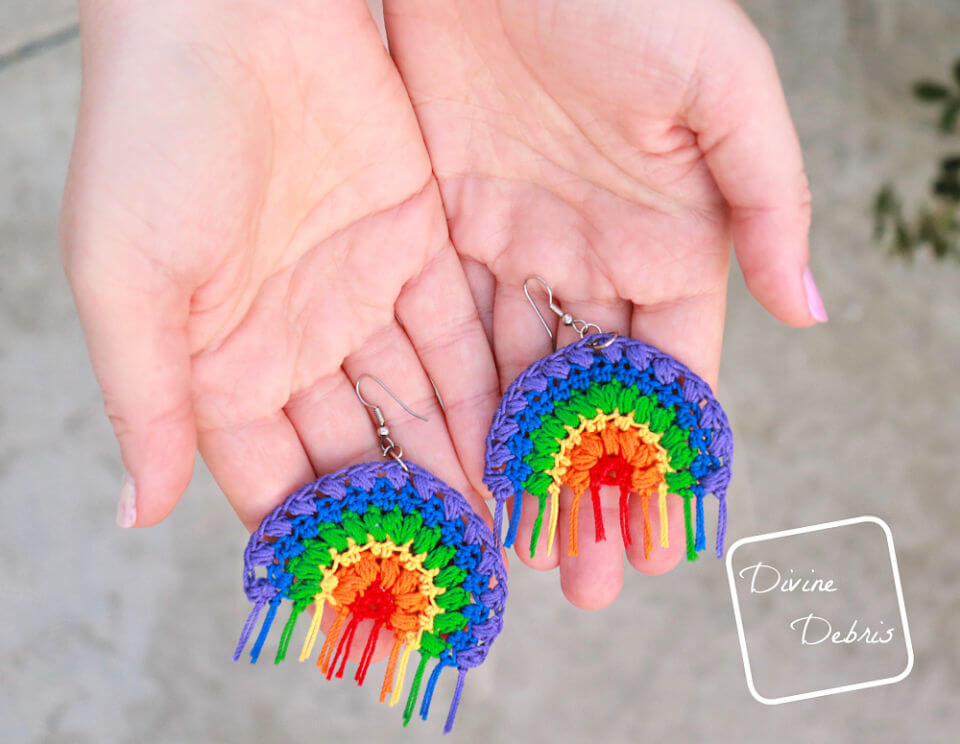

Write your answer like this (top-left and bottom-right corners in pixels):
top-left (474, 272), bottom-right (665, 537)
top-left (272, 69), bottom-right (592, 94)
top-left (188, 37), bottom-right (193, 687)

top-left (296, 536), bottom-right (447, 707)
top-left (542, 410), bottom-right (674, 556)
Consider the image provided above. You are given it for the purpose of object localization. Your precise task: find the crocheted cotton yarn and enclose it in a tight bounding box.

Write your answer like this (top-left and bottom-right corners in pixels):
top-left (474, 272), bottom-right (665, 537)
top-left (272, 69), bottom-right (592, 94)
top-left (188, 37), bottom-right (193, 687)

top-left (234, 460), bottom-right (507, 732)
top-left (484, 334), bottom-right (733, 561)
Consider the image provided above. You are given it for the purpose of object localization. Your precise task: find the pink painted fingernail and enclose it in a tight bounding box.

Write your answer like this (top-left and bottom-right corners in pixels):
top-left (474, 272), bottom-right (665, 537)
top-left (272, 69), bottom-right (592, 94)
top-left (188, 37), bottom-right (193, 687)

top-left (116, 472), bottom-right (137, 528)
top-left (802, 266), bottom-right (828, 323)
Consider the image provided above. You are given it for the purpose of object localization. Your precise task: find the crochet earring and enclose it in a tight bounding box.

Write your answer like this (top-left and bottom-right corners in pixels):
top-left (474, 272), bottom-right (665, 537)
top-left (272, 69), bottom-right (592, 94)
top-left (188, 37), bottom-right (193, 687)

top-left (484, 277), bottom-right (733, 562)
top-left (234, 375), bottom-right (507, 733)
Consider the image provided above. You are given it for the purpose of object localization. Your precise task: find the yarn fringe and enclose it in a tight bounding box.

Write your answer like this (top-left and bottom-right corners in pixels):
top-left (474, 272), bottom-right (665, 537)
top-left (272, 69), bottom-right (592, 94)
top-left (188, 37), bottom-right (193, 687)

top-left (521, 483), bottom-right (722, 562)
top-left (235, 602), bottom-right (470, 733)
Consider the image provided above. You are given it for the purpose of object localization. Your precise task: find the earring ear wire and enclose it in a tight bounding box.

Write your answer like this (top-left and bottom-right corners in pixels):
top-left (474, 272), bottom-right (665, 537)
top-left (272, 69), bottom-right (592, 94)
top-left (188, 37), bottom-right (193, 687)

top-left (354, 374), bottom-right (428, 472)
top-left (523, 275), bottom-right (606, 348)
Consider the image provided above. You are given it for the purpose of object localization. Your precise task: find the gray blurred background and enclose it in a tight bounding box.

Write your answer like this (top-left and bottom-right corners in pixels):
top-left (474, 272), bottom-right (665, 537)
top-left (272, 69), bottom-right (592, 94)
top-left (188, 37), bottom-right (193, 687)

top-left (2, 1), bottom-right (958, 742)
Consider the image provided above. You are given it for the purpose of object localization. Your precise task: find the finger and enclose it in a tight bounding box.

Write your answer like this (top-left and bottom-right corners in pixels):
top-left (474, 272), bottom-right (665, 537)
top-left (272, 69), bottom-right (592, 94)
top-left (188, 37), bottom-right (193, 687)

top-left (288, 322), bottom-right (495, 667)
top-left (509, 494), bottom-right (560, 571)
top-left (492, 280), bottom-right (557, 391)
top-left (398, 245), bottom-right (500, 494)
top-left (553, 295), bottom-right (631, 349)
top-left (624, 491), bottom-right (686, 575)
top-left (689, 4), bottom-right (822, 327)
top-left (460, 257), bottom-right (496, 344)
top-left (342, 322), bottom-right (493, 525)
top-left (285, 351), bottom-right (482, 669)
top-left (210, 397), bottom-right (393, 668)
top-left (197, 411), bottom-right (316, 531)
top-left (339, 324), bottom-right (496, 663)
top-left (285, 370), bottom-right (383, 475)
top-left (631, 285), bottom-right (728, 391)
top-left (557, 484), bottom-right (624, 610)
top-left (284, 366), bottom-right (418, 667)
top-left (64, 250), bottom-right (196, 528)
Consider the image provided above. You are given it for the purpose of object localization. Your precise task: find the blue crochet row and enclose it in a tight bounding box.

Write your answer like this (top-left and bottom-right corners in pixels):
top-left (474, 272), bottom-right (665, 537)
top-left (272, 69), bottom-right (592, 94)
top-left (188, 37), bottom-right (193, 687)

top-left (501, 358), bottom-right (719, 498)
top-left (261, 479), bottom-right (495, 635)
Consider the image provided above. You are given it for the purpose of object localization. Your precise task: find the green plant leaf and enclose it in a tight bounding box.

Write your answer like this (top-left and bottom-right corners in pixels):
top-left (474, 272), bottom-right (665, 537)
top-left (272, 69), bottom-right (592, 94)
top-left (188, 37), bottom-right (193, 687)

top-left (874, 184), bottom-right (895, 214)
top-left (874, 64), bottom-right (960, 263)
top-left (895, 221), bottom-right (912, 251)
top-left (873, 186), bottom-right (892, 239)
top-left (941, 155), bottom-right (960, 172)
top-left (939, 99), bottom-right (960, 132)
top-left (914, 80), bottom-right (950, 101)
top-left (932, 233), bottom-right (950, 257)
top-left (934, 176), bottom-right (960, 201)
top-left (918, 208), bottom-right (937, 241)
top-left (872, 185), bottom-right (902, 240)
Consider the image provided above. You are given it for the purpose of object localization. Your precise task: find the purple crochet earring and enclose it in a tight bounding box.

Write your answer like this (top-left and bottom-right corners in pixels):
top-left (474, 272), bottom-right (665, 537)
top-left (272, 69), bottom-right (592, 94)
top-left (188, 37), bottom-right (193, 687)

top-left (234, 375), bottom-right (507, 733)
top-left (484, 277), bottom-right (733, 563)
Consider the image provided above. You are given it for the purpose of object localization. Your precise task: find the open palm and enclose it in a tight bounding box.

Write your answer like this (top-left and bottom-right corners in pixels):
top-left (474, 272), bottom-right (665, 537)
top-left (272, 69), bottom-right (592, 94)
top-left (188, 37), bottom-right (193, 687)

top-left (61, 0), bottom-right (497, 538)
top-left (384, 0), bottom-right (823, 607)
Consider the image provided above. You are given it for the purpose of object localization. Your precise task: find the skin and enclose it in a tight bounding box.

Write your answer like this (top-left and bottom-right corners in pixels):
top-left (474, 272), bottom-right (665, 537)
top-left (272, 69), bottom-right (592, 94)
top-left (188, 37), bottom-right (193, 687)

top-left (381, 0), bottom-right (820, 608)
top-left (61, 0), bottom-right (500, 658)
top-left (62, 0), bottom-right (821, 635)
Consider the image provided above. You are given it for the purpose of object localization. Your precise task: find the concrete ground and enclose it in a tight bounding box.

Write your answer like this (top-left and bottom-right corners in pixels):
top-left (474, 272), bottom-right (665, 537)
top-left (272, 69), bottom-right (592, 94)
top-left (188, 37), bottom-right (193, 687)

top-left (2, 1), bottom-right (958, 742)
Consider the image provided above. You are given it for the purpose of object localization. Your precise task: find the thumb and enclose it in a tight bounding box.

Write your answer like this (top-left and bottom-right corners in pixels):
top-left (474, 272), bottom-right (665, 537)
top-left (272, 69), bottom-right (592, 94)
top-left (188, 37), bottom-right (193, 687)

top-left (63, 245), bottom-right (197, 527)
top-left (688, 5), bottom-right (826, 326)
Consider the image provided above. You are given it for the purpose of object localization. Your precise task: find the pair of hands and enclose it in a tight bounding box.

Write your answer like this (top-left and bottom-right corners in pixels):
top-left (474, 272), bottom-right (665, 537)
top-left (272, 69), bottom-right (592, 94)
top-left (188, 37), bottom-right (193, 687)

top-left (61, 0), bottom-right (823, 610)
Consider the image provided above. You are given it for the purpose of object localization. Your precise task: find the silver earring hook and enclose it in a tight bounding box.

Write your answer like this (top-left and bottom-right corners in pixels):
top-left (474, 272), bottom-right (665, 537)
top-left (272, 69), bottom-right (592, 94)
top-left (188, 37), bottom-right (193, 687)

top-left (392, 313), bottom-right (445, 412)
top-left (355, 374), bottom-right (428, 422)
top-left (523, 275), bottom-right (563, 347)
top-left (354, 374), bottom-right (428, 472)
top-left (522, 275), bottom-right (610, 347)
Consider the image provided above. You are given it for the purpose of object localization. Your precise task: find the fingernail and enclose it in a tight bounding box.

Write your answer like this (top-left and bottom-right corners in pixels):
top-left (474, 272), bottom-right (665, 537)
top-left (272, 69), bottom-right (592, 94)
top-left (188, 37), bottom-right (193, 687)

top-left (116, 472), bottom-right (137, 528)
top-left (802, 266), bottom-right (828, 323)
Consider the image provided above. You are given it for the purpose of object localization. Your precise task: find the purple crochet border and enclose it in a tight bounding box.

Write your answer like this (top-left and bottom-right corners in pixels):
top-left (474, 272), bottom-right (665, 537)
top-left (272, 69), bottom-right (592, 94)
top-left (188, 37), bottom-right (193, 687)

top-left (240, 459), bottom-right (508, 669)
top-left (483, 333), bottom-right (734, 558)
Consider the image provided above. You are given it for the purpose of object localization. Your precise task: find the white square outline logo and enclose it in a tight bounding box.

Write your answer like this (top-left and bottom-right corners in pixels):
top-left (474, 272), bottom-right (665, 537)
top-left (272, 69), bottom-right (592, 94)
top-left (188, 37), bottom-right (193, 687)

top-left (725, 515), bottom-right (914, 705)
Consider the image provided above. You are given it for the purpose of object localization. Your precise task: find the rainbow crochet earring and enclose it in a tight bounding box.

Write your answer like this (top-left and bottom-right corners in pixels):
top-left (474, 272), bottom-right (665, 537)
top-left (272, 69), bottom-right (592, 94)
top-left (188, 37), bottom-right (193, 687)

top-left (484, 277), bottom-right (733, 562)
top-left (234, 376), bottom-right (507, 733)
